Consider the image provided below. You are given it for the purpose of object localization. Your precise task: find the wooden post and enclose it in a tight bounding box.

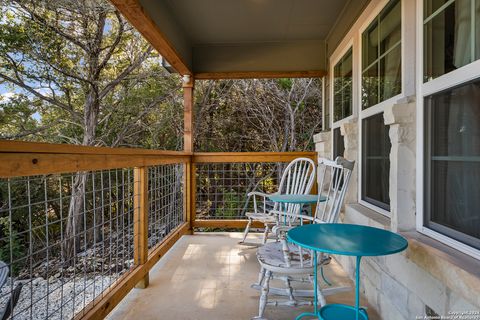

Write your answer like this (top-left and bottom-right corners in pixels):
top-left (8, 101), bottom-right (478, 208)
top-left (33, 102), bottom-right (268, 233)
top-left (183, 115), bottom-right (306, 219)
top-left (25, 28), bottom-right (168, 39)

top-left (190, 164), bottom-right (197, 226)
top-left (134, 166), bottom-right (149, 288)
top-left (183, 75), bottom-right (194, 153)
top-left (183, 76), bottom-right (195, 231)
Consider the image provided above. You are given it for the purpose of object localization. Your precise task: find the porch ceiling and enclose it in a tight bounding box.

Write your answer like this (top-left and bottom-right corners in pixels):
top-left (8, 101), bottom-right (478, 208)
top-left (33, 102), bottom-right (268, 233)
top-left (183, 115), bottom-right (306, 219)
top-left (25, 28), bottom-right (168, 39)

top-left (111, 0), bottom-right (371, 78)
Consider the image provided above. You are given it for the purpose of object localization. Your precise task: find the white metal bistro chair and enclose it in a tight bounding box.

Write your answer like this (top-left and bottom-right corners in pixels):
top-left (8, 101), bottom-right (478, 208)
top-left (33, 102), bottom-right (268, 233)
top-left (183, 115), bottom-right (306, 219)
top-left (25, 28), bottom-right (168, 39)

top-left (240, 157), bottom-right (316, 245)
top-left (252, 157), bottom-right (355, 320)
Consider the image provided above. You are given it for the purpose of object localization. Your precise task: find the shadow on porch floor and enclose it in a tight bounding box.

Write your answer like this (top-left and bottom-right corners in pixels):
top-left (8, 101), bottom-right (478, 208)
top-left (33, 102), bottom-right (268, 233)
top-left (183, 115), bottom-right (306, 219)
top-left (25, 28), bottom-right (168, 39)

top-left (107, 232), bottom-right (380, 320)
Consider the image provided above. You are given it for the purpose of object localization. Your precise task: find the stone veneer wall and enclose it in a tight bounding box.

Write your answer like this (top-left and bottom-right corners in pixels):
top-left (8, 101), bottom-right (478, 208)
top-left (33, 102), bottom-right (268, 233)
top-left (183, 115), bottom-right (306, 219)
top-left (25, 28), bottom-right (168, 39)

top-left (313, 100), bottom-right (480, 319)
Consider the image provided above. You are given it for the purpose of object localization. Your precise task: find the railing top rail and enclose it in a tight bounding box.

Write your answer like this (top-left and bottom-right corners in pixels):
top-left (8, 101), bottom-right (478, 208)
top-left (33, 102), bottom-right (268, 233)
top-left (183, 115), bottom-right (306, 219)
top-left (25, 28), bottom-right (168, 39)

top-left (0, 140), bottom-right (192, 156)
top-left (0, 140), bottom-right (318, 177)
top-left (193, 151), bottom-right (317, 163)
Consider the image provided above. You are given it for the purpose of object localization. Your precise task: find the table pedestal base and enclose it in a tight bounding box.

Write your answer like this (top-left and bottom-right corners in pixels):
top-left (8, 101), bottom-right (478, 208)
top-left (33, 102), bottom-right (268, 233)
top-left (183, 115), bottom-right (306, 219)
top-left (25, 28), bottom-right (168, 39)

top-left (320, 304), bottom-right (369, 320)
top-left (295, 304), bottom-right (368, 320)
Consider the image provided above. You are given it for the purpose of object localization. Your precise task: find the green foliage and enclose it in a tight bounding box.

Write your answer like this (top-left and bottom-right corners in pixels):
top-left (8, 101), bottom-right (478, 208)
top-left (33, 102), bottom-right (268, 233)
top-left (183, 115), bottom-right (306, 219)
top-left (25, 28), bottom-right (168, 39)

top-left (219, 189), bottom-right (244, 218)
top-left (277, 78), bottom-right (293, 90)
top-left (0, 0), bottom-right (183, 149)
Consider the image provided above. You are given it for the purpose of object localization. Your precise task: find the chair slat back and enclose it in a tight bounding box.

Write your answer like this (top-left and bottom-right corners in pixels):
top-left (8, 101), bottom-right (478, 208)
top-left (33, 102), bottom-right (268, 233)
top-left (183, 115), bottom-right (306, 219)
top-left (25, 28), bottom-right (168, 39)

top-left (275, 157), bottom-right (316, 218)
top-left (315, 157), bottom-right (355, 224)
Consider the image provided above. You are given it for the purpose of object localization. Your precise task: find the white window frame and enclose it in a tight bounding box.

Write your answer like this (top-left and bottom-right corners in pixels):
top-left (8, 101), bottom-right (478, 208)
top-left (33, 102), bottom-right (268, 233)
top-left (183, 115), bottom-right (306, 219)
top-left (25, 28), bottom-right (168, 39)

top-left (416, 0), bottom-right (480, 260)
top-left (357, 0), bottom-right (404, 216)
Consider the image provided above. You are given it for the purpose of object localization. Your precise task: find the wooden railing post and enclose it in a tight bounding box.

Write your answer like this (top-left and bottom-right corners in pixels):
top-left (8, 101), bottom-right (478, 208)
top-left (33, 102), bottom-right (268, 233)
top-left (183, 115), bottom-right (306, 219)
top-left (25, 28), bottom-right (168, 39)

top-left (183, 76), bottom-right (195, 231)
top-left (134, 166), bottom-right (149, 288)
top-left (190, 163), bottom-right (197, 228)
top-left (183, 160), bottom-right (194, 232)
top-left (183, 76), bottom-right (194, 153)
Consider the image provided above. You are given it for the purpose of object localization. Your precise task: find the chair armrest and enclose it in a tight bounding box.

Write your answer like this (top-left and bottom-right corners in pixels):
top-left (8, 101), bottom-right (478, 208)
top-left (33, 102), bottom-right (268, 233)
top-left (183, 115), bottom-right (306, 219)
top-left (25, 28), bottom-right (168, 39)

top-left (247, 191), bottom-right (277, 198)
top-left (269, 210), bottom-right (315, 222)
top-left (272, 225), bottom-right (295, 236)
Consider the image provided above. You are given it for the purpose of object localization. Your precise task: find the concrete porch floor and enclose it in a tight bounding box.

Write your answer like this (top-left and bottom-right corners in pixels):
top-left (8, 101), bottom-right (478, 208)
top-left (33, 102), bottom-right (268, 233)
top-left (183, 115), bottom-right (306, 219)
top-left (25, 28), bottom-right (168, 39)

top-left (108, 233), bottom-right (380, 320)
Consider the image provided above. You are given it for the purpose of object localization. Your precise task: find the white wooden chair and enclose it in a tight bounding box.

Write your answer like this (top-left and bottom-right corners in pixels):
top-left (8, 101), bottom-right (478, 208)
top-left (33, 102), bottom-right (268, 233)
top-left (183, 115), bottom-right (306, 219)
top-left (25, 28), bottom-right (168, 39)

top-left (240, 157), bottom-right (316, 245)
top-left (252, 157), bottom-right (355, 320)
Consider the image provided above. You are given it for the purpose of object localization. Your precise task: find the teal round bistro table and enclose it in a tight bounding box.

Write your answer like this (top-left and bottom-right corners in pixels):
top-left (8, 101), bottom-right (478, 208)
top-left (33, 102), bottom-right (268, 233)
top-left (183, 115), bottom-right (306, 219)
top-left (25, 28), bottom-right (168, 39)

top-left (267, 194), bottom-right (324, 205)
top-left (287, 223), bottom-right (408, 320)
top-left (267, 194), bottom-right (326, 225)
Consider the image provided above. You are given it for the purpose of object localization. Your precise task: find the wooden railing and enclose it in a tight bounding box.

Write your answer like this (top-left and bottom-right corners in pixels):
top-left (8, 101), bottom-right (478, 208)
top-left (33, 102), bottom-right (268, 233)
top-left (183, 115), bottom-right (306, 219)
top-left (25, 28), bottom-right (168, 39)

top-left (0, 140), bottom-right (316, 320)
top-left (191, 152), bottom-right (317, 229)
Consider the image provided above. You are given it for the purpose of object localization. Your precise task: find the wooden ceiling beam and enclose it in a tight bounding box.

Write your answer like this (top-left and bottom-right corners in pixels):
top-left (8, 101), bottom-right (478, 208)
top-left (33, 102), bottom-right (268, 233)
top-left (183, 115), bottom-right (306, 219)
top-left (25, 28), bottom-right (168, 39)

top-left (110, 0), bottom-right (192, 75)
top-left (194, 70), bottom-right (327, 80)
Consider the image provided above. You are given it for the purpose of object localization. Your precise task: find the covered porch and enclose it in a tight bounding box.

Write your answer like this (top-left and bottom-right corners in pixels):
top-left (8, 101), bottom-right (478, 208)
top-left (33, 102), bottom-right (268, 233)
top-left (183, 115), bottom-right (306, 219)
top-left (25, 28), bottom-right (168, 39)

top-left (2, 0), bottom-right (479, 319)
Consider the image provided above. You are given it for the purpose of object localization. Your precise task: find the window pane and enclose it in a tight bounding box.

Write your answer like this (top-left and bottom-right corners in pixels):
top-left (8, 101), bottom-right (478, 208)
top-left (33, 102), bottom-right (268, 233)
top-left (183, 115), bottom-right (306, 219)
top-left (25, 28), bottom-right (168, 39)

top-left (424, 0), bottom-right (480, 81)
top-left (362, 65), bottom-right (379, 109)
top-left (324, 78), bottom-right (330, 131)
top-left (362, 113), bottom-right (391, 210)
top-left (342, 50), bottom-right (353, 119)
top-left (334, 90), bottom-right (343, 122)
top-left (362, 0), bottom-right (401, 109)
top-left (333, 128), bottom-right (345, 158)
top-left (340, 51), bottom-right (353, 78)
top-left (380, 45), bottom-right (402, 101)
top-left (423, 3), bottom-right (456, 81)
top-left (363, 20), bottom-right (379, 69)
top-left (425, 78), bottom-right (480, 249)
top-left (333, 48), bottom-right (353, 122)
top-left (424, 0), bottom-right (450, 19)
top-left (343, 80), bottom-right (352, 119)
top-left (379, 0), bottom-right (402, 54)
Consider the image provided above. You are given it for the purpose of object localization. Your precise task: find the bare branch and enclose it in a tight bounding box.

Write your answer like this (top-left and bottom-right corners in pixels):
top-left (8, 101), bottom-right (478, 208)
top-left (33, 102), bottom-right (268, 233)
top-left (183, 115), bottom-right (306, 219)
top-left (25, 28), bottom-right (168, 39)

top-left (0, 72), bottom-right (81, 121)
top-left (96, 10), bottom-right (124, 75)
top-left (98, 46), bottom-right (153, 100)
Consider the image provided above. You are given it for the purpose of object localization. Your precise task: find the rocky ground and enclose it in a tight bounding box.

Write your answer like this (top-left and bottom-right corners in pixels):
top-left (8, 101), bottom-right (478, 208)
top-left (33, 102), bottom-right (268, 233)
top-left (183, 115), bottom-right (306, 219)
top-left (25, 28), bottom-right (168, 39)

top-left (0, 229), bottom-right (170, 319)
top-left (0, 274), bottom-right (123, 319)
top-left (0, 244), bottom-right (135, 319)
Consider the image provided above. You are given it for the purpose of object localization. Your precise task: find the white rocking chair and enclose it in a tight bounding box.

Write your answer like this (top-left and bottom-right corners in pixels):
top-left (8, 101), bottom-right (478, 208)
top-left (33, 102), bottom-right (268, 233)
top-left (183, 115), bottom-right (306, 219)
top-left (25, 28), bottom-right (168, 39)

top-left (240, 157), bottom-right (316, 245)
top-left (252, 157), bottom-right (355, 320)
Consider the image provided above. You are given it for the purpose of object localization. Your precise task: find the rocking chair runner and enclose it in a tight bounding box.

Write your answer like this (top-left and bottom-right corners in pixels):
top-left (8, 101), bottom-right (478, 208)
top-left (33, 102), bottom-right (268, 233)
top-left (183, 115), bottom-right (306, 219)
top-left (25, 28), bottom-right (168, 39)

top-left (240, 157), bottom-right (316, 245)
top-left (252, 157), bottom-right (355, 320)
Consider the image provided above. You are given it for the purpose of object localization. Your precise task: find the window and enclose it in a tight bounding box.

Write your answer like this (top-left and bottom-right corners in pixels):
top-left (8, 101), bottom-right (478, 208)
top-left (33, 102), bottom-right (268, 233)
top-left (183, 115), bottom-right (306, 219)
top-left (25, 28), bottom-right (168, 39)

top-left (424, 78), bottom-right (480, 250)
top-left (362, 113), bottom-right (391, 210)
top-left (362, 0), bottom-right (402, 109)
top-left (419, 0), bottom-right (480, 258)
top-left (358, 0), bottom-right (399, 213)
top-left (333, 48), bottom-right (353, 122)
top-left (424, 0), bottom-right (480, 82)
top-left (333, 128), bottom-right (345, 159)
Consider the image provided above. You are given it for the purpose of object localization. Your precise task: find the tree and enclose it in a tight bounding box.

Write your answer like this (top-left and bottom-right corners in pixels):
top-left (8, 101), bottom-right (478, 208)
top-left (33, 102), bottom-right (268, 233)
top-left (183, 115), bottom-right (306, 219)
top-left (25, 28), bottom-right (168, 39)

top-left (0, 0), bottom-right (183, 261)
top-left (194, 78), bottom-right (323, 152)
top-left (193, 78), bottom-right (323, 218)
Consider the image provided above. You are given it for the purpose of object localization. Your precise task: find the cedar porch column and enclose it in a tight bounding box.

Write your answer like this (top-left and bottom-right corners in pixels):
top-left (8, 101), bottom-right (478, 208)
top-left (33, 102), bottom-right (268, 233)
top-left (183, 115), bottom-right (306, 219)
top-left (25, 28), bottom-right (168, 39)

top-left (183, 75), bottom-right (194, 153)
top-left (183, 76), bottom-right (195, 232)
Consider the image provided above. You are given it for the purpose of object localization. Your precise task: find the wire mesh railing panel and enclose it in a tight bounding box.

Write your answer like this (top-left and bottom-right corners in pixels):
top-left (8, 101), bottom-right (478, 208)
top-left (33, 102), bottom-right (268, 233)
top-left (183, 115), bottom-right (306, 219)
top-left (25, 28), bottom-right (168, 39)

top-left (195, 162), bottom-right (286, 220)
top-left (147, 164), bottom-right (184, 250)
top-left (0, 168), bottom-right (137, 319)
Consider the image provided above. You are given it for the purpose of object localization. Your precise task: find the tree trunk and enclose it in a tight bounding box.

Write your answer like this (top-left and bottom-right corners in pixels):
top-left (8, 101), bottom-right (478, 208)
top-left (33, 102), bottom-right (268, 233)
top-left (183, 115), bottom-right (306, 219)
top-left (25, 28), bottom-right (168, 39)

top-left (64, 172), bottom-right (87, 264)
top-left (63, 89), bottom-right (99, 263)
